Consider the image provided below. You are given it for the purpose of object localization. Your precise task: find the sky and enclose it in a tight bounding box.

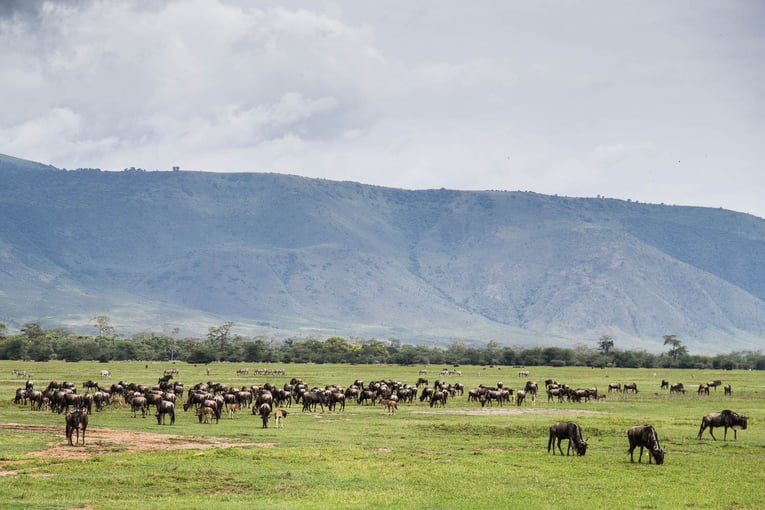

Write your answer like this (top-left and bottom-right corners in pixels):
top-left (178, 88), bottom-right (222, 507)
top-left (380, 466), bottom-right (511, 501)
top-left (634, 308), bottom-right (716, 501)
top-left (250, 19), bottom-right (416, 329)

top-left (2, 1), bottom-right (764, 217)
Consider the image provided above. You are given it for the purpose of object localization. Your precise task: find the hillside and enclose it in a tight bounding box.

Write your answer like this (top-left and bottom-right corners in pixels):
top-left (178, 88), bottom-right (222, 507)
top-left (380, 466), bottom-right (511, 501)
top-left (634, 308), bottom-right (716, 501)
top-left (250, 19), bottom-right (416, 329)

top-left (2, 154), bottom-right (765, 354)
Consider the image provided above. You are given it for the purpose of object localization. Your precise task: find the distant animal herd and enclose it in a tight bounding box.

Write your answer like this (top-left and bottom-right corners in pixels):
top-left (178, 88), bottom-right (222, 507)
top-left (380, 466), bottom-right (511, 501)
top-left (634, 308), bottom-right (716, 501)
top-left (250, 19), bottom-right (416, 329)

top-left (9, 368), bottom-right (749, 464)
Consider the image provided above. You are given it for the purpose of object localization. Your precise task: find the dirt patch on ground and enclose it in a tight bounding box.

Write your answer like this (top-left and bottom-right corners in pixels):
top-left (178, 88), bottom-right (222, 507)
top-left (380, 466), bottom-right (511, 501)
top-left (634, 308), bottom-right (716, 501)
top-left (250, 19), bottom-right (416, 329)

top-left (0, 422), bottom-right (274, 471)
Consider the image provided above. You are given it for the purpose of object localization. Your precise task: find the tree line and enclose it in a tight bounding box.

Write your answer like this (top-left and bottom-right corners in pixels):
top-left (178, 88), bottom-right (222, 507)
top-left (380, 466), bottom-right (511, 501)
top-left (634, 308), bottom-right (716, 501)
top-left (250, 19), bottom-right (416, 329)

top-left (0, 320), bottom-right (763, 370)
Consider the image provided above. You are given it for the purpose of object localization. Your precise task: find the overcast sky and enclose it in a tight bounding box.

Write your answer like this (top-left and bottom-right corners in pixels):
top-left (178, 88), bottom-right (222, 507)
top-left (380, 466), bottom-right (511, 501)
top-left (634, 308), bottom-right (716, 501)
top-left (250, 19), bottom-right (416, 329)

top-left (2, 1), bottom-right (764, 217)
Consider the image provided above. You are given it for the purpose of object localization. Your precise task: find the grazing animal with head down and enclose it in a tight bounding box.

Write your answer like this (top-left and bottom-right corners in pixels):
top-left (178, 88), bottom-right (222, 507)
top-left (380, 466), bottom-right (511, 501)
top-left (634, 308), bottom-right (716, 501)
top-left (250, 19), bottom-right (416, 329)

top-left (258, 402), bottom-right (272, 428)
top-left (65, 408), bottom-right (88, 446)
top-left (155, 400), bottom-right (175, 425)
top-left (548, 422), bottom-right (587, 456)
top-left (627, 425), bottom-right (664, 464)
top-left (698, 410), bottom-right (747, 441)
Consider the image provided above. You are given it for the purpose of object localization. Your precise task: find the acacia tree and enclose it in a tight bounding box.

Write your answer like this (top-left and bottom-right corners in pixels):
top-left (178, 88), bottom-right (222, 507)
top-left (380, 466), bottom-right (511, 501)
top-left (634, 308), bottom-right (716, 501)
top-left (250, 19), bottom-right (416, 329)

top-left (598, 335), bottom-right (614, 355)
top-left (663, 334), bottom-right (687, 361)
top-left (206, 321), bottom-right (234, 360)
top-left (90, 315), bottom-right (114, 338)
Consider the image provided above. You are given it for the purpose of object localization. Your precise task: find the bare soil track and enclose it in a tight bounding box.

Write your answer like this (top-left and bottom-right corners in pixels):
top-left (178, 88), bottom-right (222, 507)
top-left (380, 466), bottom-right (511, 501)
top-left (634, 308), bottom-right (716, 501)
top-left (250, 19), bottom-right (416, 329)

top-left (0, 422), bottom-right (274, 474)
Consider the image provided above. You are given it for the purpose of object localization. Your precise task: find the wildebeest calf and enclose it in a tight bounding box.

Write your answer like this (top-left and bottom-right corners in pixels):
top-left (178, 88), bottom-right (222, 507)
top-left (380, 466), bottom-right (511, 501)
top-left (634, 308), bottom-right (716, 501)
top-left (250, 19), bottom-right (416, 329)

top-left (627, 425), bottom-right (664, 464)
top-left (274, 409), bottom-right (288, 428)
top-left (382, 398), bottom-right (398, 414)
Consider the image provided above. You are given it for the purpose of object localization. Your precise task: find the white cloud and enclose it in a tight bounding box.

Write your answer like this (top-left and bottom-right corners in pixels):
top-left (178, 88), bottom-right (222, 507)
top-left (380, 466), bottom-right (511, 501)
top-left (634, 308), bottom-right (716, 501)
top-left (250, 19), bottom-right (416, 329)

top-left (1, 0), bottom-right (764, 217)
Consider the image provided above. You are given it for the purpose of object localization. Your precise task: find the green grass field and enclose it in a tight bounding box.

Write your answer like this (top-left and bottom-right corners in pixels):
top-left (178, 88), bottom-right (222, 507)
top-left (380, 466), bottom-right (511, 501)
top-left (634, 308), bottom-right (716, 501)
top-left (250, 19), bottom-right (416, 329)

top-left (1, 361), bottom-right (762, 510)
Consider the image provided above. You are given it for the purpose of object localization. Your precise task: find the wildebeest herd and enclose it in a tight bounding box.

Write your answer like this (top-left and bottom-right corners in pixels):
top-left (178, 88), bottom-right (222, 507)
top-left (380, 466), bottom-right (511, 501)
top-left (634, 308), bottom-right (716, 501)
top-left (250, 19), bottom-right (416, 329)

top-left (9, 370), bottom-right (749, 465)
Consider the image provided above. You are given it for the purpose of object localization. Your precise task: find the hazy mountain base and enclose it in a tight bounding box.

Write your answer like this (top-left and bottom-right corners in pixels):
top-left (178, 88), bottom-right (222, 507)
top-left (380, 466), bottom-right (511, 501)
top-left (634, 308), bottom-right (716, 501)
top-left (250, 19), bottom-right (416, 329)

top-left (2, 153), bottom-right (765, 353)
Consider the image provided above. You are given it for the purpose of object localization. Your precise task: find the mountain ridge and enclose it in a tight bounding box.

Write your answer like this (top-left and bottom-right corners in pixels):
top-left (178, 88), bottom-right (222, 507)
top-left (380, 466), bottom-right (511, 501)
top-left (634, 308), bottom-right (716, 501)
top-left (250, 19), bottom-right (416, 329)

top-left (2, 154), bottom-right (765, 354)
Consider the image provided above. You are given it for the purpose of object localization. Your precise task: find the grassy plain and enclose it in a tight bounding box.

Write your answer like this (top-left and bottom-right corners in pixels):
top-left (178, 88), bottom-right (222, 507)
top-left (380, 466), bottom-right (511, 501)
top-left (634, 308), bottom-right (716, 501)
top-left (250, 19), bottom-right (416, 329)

top-left (0, 361), bottom-right (763, 510)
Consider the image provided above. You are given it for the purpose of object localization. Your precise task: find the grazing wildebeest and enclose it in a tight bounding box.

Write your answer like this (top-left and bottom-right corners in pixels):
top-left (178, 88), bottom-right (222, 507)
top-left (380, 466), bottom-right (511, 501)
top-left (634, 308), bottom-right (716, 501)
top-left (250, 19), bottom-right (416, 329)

top-left (258, 402), bottom-right (272, 428)
top-left (724, 384), bottom-right (732, 396)
top-left (548, 422), bottom-right (587, 456)
top-left (623, 383), bottom-right (639, 393)
top-left (660, 379), bottom-right (669, 390)
top-left (670, 383), bottom-right (685, 395)
top-left (429, 390), bottom-right (447, 408)
top-left (697, 410), bottom-right (747, 441)
top-left (524, 381), bottom-right (538, 397)
top-left (608, 382), bottom-right (621, 393)
top-left (13, 388), bottom-right (28, 405)
top-left (274, 409), bottom-right (288, 428)
top-left (155, 400), bottom-right (175, 425)
top-left (65, 408), bottom-right (88, 446)
top-left (627, 425), bottom-right (664, 465)
top-left (698, 383), bottom-right (710, 396)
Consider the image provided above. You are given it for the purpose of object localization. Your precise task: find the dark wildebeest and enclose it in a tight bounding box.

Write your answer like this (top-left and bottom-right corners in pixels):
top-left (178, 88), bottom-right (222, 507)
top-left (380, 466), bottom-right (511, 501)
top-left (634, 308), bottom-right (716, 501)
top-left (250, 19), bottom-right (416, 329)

top-left (670, 383), bottom-right (685, 395)
top-left (156, 400), bottom-right (175, 425)
top-left (65, 408), bottom-right (88, 446)
top-left (660, 379), bottom-right (669, 390)
top-left (623, 382), bottom-right (639, 393)
top-left (697, 410), bottom-right (747, 441)
top-left (724, 384), bottom-right (732, 396)
top-left (627, 425), bottom-right (664, 464)
top-left (258, 402), bottom-right (272, 428)
top-left (608, 382), bottom-right (621, 393)
top-left (548, 422), bottom-right (587, 456)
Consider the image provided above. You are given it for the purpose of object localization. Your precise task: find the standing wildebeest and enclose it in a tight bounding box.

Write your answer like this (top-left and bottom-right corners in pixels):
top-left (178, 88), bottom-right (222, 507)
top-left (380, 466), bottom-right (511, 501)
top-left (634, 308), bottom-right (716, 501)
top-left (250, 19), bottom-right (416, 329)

top-left (660, 379), bottom-right (669, 390)
top-left (155, 400), bottom-right (175, 425)
top-left (258, 402), bottom-right (272, 428)
top-left (623, 382), bottom-right (639, 393)
top-left (65, 408), bottom-right (88, 446)
top-left (608, 382), bottom-right (621, 393)
top-left (128, 395), bottom-right (148, 418)
top-left (697, 410), bottom-right (747, 441)
top-left (548, 422), bottom-right (587, 456)
top-left (627, 425), bottom-right (664, 464)
top-left (724, 384), bottom-right (732, 396)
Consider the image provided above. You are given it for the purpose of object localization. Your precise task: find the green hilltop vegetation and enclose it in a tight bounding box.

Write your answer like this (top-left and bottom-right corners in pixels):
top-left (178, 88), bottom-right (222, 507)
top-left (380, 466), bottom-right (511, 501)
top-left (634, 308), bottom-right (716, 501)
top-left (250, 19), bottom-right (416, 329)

top-left (2, 154), bottom-right (765, 354)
